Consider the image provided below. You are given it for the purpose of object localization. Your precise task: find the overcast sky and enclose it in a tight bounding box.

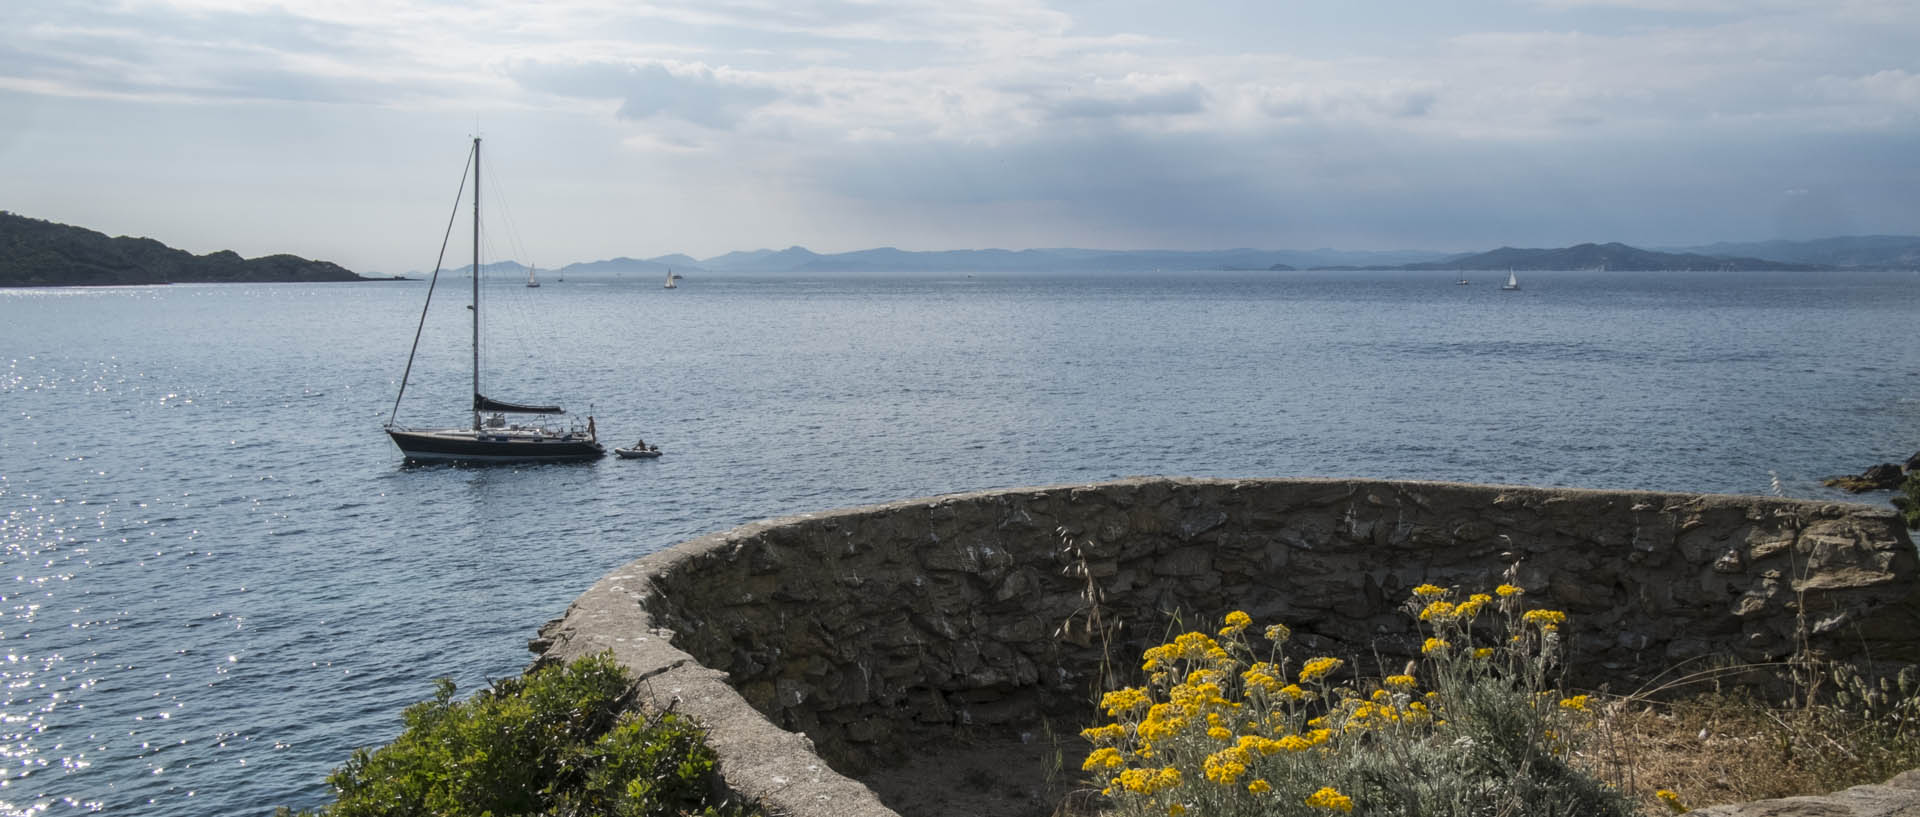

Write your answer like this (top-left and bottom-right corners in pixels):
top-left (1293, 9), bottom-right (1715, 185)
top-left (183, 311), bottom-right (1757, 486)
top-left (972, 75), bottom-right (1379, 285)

top-left (2, 1), bottom-right (1916, 273)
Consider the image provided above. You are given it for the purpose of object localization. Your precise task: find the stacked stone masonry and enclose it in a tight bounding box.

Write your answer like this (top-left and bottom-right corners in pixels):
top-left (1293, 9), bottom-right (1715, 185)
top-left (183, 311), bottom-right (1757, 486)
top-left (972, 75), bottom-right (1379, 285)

top-left (533, 478), bottom-right (1920, 817)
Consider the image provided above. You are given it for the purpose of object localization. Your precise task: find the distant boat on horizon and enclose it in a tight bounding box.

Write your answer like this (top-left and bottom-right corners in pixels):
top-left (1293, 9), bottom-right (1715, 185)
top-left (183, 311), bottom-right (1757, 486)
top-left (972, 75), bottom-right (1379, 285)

top-left (664, 268), bottom-right (680, 289)
top-left (526, 266), bottom-right (540, 288)
top-left (1502, 270), bottom-right (1520, 291)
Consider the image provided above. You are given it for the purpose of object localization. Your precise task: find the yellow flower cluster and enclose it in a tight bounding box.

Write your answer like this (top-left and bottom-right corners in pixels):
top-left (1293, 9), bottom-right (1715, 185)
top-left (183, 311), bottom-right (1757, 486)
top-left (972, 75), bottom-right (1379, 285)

top-left (1241, 662), bottom-right (1285, 698)
top-left (1422, 594), bottom-right (1495, 621)
top-left (1305, 786), bottom-right (1355, 812)
top-left (1418, 600), bottom-right (1457, 621)
top-left (1111, 766), bottom-right (1183, 795)
top-left (1103, 686), bottom-right (1150, 716)
top-left (1458, 593), bottom-right (1491, 617)
top-left (1275, 730), bottom-right (1333, 751)
top-left (1402, 700), bottom-right (1433, 725)
top-left (1521, 609), bottom-right (1567, 627)
top-left (1139, 702), bottom-right (1190, 743)
top-left (1081, 596), bottom-right (1595, 817)
top-left (1340, 698), bottom-right (1404, 732)
top-left (1218, 610), bottom-right (1253, 637)
top-left (1203, 745), bottom-right (1250, 784)
top-left (1655, 788), bottom-right (1688, 814)
top-left (1298, 656), bottom-right (1344, 683)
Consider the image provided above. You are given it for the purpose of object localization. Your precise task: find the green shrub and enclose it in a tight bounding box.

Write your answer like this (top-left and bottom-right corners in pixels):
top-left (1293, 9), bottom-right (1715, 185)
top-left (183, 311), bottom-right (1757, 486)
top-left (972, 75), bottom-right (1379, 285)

top-left (1080, 586), bottom-right (1635, 817)
top-left (282, 653), bottom-right (754, 817)
top-left (1892, 472), bottom-right (1920, 529)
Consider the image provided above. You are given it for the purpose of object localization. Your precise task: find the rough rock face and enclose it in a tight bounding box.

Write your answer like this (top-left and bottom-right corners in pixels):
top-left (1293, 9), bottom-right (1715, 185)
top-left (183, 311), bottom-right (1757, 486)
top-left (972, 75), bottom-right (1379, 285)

top-left (1691, 770), bottom-right (1920, 817)
top-left (533, 478), bottom-right (1920, 817)
top-left (1826, 464), bottom-right (1910, 493)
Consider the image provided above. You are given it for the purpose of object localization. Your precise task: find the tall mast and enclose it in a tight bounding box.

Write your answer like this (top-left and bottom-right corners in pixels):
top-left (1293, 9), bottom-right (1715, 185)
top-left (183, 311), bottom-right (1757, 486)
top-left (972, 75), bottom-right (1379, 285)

top-left (471, 136), bottom-right (482, 431)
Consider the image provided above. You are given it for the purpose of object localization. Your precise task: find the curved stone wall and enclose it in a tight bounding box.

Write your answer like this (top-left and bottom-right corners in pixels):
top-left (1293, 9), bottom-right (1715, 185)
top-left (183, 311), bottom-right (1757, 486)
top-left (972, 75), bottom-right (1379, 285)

top-left (531, 478), bottom-right (1920, 817)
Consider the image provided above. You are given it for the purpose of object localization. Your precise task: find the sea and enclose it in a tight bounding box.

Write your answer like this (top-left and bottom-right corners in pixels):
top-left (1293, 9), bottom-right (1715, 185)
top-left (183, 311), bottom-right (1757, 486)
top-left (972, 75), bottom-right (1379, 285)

top-left (2, 268), bottom-right (1916, 815)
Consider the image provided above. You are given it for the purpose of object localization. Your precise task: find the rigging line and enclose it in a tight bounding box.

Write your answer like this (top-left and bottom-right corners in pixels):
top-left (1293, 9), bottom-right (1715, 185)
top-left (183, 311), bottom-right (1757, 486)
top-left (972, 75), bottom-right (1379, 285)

top-left (478, 148), bottom-right (534, 281)
top-left (387, 141), bottom-right (477, 428)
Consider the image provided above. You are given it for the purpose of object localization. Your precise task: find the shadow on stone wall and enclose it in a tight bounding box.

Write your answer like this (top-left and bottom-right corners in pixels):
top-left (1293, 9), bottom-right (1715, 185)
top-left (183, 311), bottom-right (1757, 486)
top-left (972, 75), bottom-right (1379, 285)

top-left (532, 478), bottom-right (1920, 817)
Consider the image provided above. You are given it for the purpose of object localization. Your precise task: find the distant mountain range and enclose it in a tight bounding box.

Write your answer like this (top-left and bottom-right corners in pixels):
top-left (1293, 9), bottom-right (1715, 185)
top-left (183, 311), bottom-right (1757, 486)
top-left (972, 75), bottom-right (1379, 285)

top-left (1376, 242), bottom-right (1829, 273)
top-left (0, 211), bottom-right (364, 287)
top-left (1662, 236), bottom-right (1920, 269)
top-left (6, 210), bottom-right (1918, 287)
top-left (548, 237), bottom-right (1919, 276)
top-left (533, 246), bottom-right (1455, 277)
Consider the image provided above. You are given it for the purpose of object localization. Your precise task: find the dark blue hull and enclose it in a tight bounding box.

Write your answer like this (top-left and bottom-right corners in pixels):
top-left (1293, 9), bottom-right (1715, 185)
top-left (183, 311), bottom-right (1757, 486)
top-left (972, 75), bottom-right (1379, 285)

top-left (386, 428), bottom-right (604, 463)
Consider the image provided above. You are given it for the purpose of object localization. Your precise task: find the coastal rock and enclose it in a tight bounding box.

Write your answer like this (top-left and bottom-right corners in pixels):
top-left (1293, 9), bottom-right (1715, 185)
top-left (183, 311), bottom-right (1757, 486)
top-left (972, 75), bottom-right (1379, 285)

top-left (1824, 464), bottom-right (1907, 493)
top-left (1690, 769), bottom-right (1920, 817)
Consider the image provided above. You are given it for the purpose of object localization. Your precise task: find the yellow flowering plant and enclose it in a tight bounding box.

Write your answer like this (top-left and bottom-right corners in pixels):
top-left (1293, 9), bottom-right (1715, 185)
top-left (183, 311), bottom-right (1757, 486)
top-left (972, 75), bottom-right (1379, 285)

top-left (1079, 588), bottom-right (1633, 817)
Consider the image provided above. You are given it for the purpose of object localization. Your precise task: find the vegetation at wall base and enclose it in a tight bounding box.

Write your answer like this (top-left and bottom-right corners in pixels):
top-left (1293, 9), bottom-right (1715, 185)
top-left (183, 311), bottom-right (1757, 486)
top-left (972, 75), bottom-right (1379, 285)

top-left (1077, 585), bottom-right (1637, 817)
top-left (278, 652), bottom-right (758, 817)
top-left (1592, 665), bottom-right (1920, 812)
top-left (1075, 587), bottom-right (1920, 816)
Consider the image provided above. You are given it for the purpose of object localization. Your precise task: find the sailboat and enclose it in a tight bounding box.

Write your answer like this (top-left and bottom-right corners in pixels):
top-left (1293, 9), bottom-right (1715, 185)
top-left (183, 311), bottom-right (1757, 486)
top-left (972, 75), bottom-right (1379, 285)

top-left (1501, 270), bottom-right (1520, 291)
top-left (1456, 274), bottom-right (1470, 285)
top-left (663, 268), bottom-right (678, 289)
top-left (384, 137), bottom-right (604, 463)
top-left (526, 266), bottom-right (540, 288)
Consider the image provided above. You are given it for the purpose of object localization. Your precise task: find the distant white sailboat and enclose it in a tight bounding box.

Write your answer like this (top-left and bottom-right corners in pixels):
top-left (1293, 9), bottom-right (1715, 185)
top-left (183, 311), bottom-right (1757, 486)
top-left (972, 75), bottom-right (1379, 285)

top-left (1501, 270), bottom-right (1520, 291)
top-left (526, 266), bottom-right (540, 288)
top-left (663, 268), bottom-right (677, 289)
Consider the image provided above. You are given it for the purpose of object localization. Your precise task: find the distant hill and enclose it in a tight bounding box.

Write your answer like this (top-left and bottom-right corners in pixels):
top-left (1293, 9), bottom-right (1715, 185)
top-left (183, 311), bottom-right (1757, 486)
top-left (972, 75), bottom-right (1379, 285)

top-left (700, 246), bottom-right (825, 272)
top-left (0, 211), bottom-right (365, 286)
top-left (1386, 242), bottom-right (1828, 272)
top-left (557, 256), bottom-right (672, 275)
top-left (1663, 236), bottom-right (1920, 269)
top-left (692, 245), bottom-right (1442, 273)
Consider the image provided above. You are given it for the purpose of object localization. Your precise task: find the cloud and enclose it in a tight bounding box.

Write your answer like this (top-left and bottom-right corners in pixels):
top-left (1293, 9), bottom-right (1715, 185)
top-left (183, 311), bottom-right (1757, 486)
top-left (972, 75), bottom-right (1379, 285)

top-left (3, 0), bottom-right (1918, 264)
top-left (1033, 78), bottom-right (1210, 121)
top-left (508, 60), bottom-right (782, 128)
top-left (0, 1), bottom-right (409, 103)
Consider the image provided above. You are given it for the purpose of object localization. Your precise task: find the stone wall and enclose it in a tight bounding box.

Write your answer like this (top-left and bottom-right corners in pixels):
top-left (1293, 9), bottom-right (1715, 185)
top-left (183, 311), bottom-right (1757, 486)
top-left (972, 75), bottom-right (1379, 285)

top-left (532, 478), bottom-right (1920, 817)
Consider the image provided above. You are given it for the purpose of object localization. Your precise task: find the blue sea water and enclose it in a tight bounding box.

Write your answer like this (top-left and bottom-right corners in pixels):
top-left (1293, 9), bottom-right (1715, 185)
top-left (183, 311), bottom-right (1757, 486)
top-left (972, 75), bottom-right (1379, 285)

top-left (1, 269), bottom-right (1916, 815)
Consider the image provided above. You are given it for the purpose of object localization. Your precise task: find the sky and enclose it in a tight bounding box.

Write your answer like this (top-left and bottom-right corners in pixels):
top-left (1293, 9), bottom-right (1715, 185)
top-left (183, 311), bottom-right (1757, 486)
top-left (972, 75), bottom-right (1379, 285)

top-left (2, 0), bottom-right (1917, 274)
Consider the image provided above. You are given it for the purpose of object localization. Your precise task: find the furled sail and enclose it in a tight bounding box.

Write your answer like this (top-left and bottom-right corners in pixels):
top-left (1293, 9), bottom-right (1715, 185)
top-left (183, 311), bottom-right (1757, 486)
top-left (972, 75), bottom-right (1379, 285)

top-left (474, 394), bottom-right (564, 414)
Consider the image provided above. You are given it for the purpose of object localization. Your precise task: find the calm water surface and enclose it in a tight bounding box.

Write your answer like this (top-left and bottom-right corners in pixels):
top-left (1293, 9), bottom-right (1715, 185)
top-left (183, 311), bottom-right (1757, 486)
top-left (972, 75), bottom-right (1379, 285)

top-left (2, 269), bottom-right (1916, 815)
